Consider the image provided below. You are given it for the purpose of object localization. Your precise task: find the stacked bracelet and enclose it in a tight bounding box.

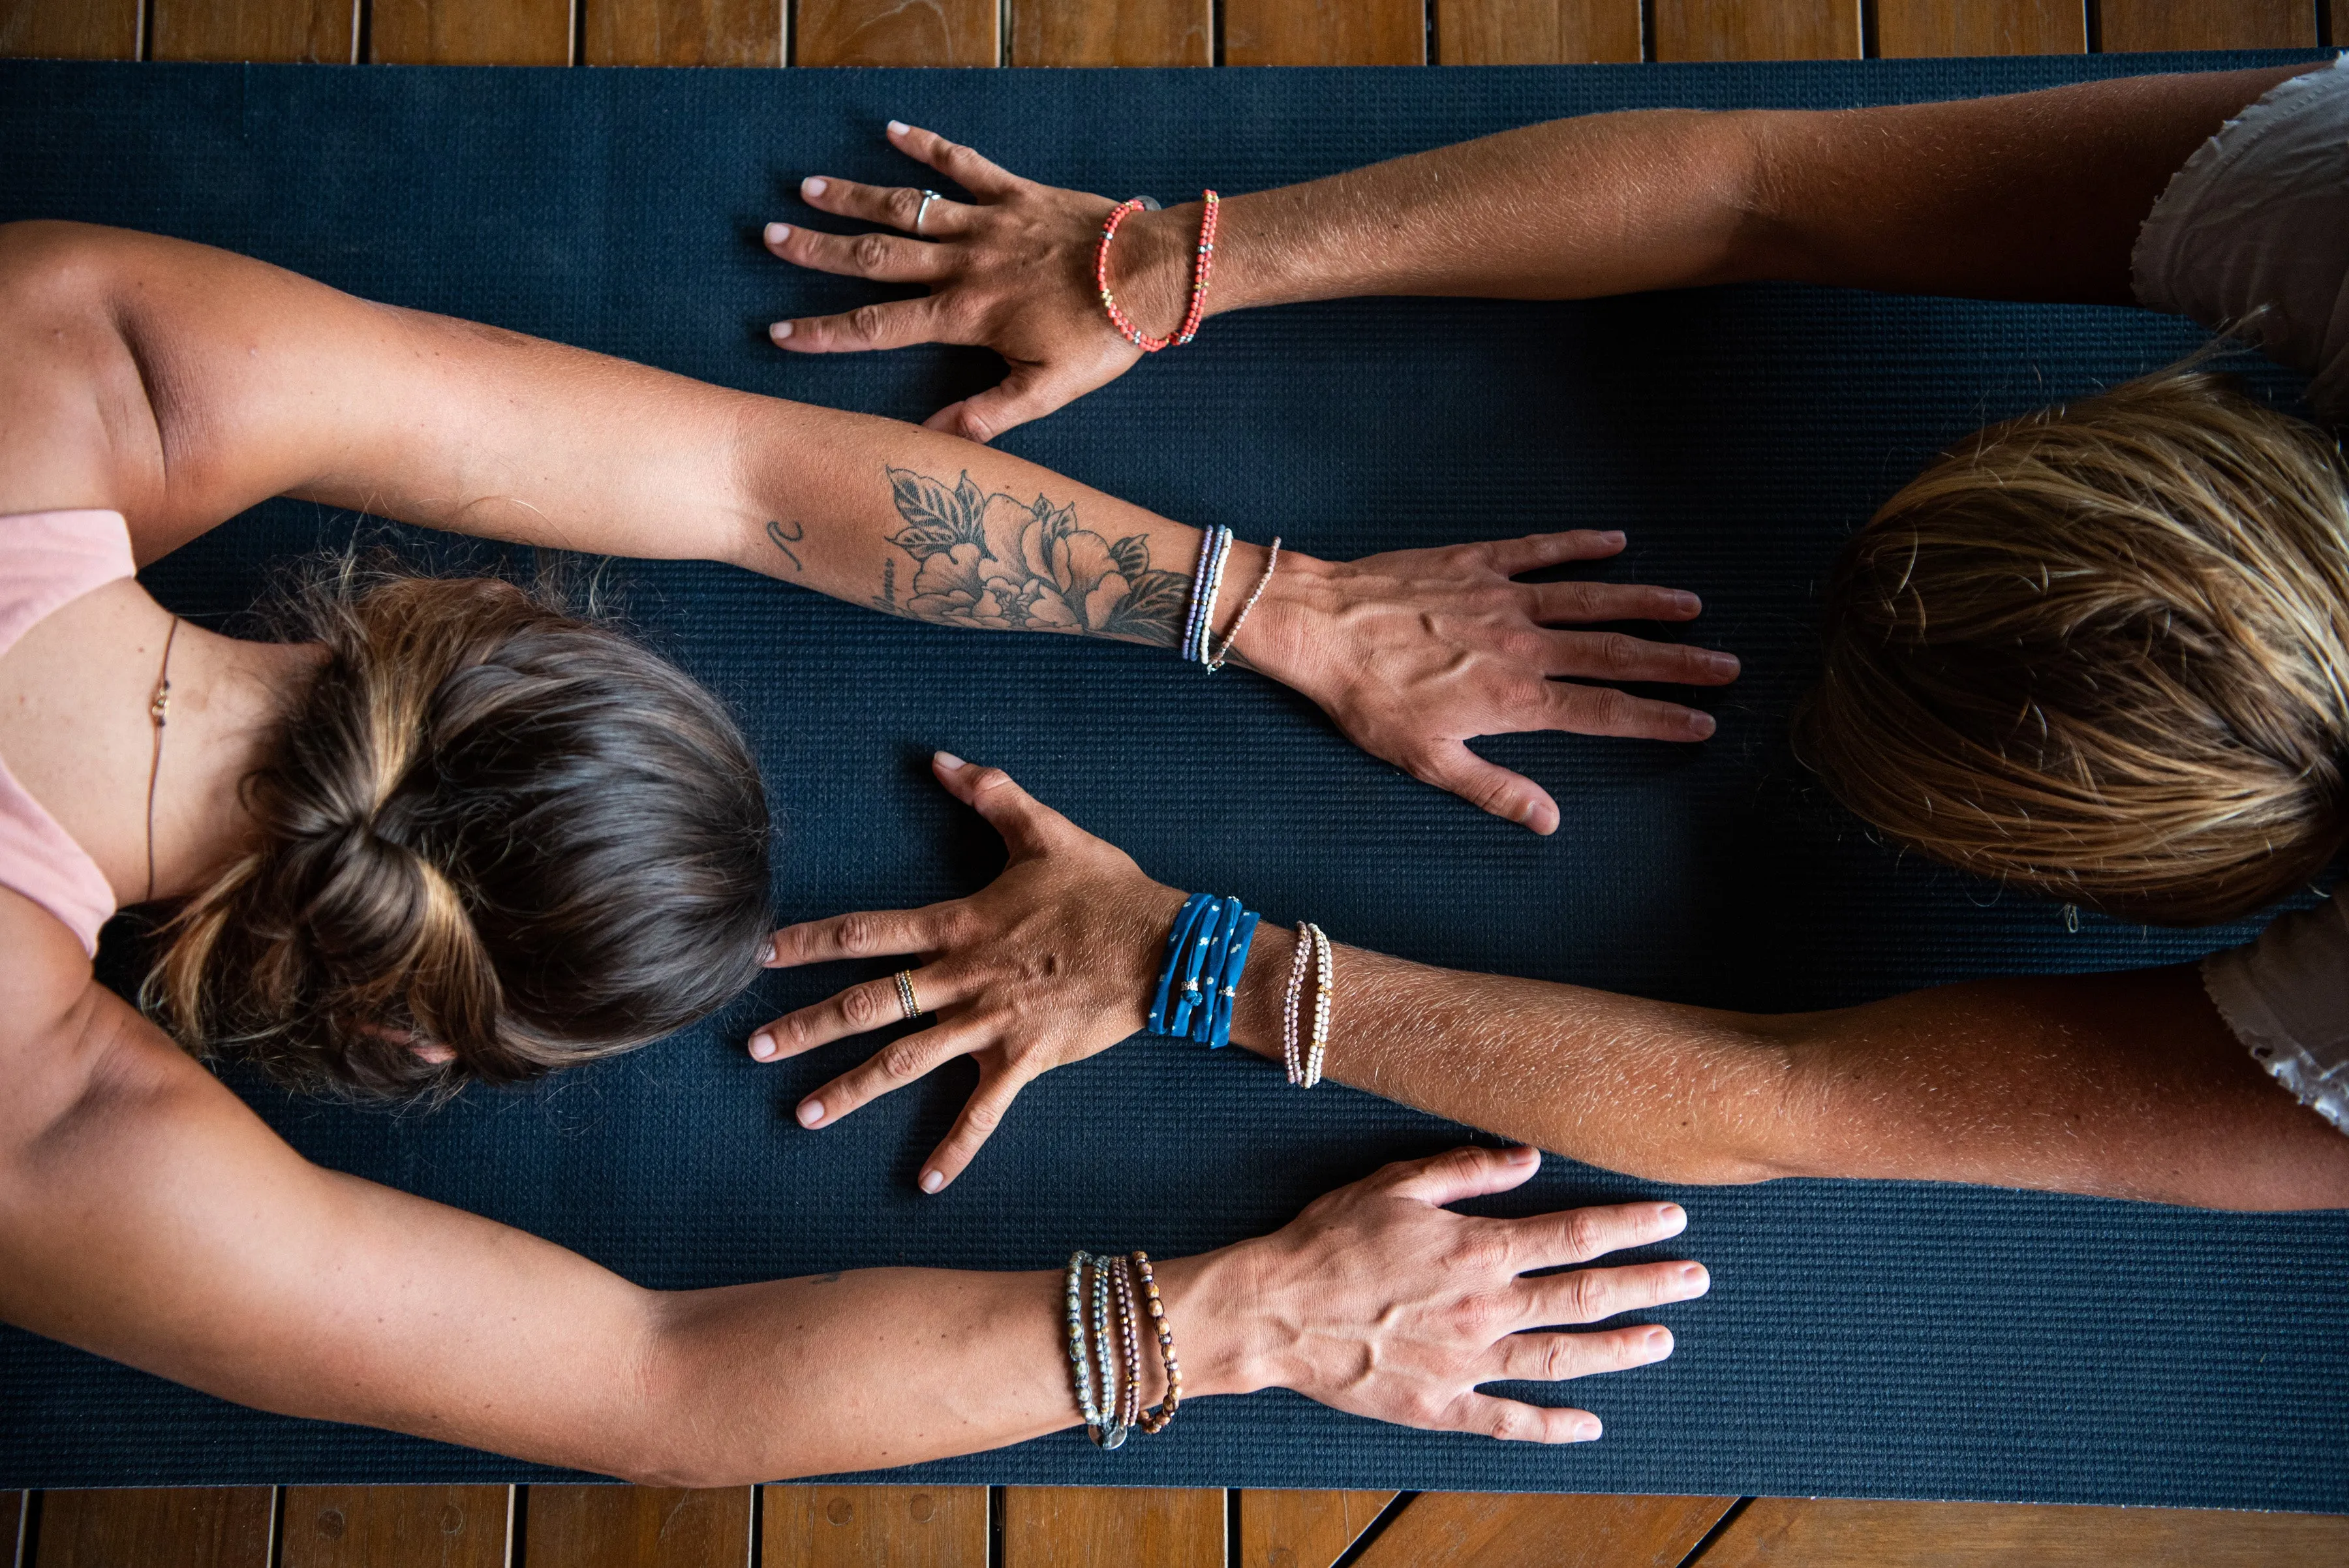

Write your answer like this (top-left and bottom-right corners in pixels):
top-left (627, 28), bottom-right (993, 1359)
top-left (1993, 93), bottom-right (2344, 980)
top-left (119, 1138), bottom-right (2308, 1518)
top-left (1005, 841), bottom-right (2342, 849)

top-left (1281, 921), bottom-right (1337, 1088)
top-left (1062, 1251), bottom-right (1183, 1450)
top-left (1147, 893), bottom-right (1261, 1049)
top-left (1182, 526), bottom-right (1233, 664)
top-left (1096, 191), bottom-right (1219, 353)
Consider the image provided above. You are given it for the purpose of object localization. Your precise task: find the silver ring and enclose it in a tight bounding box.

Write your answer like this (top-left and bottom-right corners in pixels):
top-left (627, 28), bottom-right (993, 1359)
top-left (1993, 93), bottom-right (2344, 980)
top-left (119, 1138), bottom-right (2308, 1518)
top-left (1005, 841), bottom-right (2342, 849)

top-left (895, 969), bottom-right (923, 1020)
top-left (914, 189), bottom-right (941, 234)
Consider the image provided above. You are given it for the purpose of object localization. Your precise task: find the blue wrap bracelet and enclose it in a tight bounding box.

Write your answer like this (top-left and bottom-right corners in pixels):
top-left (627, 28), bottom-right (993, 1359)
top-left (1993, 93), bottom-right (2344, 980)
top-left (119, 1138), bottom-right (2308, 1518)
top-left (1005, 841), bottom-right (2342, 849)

top-left (1149, 891), bottom-right (1261, 1046)
top-left (1146, 893), bottom-right (1214, 1036)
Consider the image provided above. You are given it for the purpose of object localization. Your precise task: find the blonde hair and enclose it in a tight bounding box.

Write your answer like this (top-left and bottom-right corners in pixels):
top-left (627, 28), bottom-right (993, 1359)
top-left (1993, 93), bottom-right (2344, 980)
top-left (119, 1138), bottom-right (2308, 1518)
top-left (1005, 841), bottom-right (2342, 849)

top-left (147, 559), bottom-right (773, 1100)
top-left (1794, 368), bottom-right (2349, 925)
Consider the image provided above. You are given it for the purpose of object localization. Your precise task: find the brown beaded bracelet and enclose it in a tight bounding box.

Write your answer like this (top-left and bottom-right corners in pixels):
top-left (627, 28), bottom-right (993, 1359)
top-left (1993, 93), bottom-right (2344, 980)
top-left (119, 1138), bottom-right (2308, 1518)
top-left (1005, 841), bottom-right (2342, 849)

top-left (1130, 1252), bottom-right (1183, 1434)
top-left (1112, 1253), bottom-right (1145, 1432)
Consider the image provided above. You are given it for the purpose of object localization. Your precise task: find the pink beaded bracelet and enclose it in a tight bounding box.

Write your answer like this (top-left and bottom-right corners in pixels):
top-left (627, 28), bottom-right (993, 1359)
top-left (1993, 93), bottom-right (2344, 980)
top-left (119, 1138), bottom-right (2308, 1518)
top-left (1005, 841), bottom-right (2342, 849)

top-left (1096, 191), bottom-right (1220, 352)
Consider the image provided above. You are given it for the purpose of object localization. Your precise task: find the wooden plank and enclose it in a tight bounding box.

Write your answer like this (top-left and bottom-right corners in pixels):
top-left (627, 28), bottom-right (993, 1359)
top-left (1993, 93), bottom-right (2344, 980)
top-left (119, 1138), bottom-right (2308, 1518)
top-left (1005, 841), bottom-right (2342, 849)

top-left (1351, 1494), bottom-right (1734, 1568)
top-left (1008, 0), bottom-right (1210, 66)
top-left (1225, 0), bottom-right (1426, 65)
top-left (369, 0), bottom-right (574, 63)
top-left (585, 0), bottom-right (784, 65)
top-left (763, 1485), bottom-right (987, 1565)
top-left (281, 1486), bottom-right (508, 1568)
top-left (794, 0), bottom-right (997, 65)
top-left (152, 0), bottom-right (358, 61)
top-left (1240, 1492), bottom-right (1398, 1568)
top-left (32, 1488), bottom-right (273, 1568)
top-left (1700, 1498), bottom-right (2349, 1566)
top-left (10, 1492), bottom-right (25, 1568)
top-left (2096, 0), bottom-right (2317, 50)
top-left (1875, 0), bottom-right (2085, 55)
top-left (1002, 1488), bottom-right (1224, 1568)
top-left (1436, 0), bottom-right (1641, 63)
top-left (521, 1486), bottom-right (752, 1568)
top-left (0, 0), bottom-right (140, 59)
top-left (1652, 0), bottom-right (1860, 59)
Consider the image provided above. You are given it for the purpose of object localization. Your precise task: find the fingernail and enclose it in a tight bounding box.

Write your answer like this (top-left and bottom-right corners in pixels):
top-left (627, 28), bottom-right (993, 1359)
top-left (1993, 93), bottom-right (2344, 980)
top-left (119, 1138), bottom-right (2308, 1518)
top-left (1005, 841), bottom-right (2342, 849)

top-left (1686, 712), bottom-right (1717, 740)
top-left (770, 320), bottom-right (793, 341)
top-left (1672, 591), bottom-right (1701, 616)
top-left (797, 1098), bottom-right (824, 1127)
top-left (934, 750), bottom-right (966, 771)
top-left (763, 940), bottom-right (778, 964)
top-left (1599, 530), bottom-right (1625, 546)
top-left (749, 1032), bottom-right (776, 1060)
top-left (1645, 1327), bottom-right (1674, 1355)
top-left (1680, 1263), bottom-right (1710, 1289)
top-left (1702, 651), bottom-right (1739, 678)
top-left (888, 119), bottom-right (909, 134)
top-left (1507, 1145), bottom-right (1539, 1165)
top-left (921, 1169), bottom-right (946, 1194)
top-left (1659, 1203), bottom-right (1685, 1225)
top-left (765, 221), bottom-right (790, 243)
top-left (801, 176), bottom-right (826, 198)
top-left (1574, 1416), bottom-right (1602, 1441)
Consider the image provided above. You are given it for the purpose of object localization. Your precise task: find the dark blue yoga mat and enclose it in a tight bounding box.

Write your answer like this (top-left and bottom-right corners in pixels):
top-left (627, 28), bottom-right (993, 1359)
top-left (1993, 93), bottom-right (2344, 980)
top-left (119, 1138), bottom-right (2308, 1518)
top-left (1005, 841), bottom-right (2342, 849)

top-left (3, 54), bottom-right (2344, 1508)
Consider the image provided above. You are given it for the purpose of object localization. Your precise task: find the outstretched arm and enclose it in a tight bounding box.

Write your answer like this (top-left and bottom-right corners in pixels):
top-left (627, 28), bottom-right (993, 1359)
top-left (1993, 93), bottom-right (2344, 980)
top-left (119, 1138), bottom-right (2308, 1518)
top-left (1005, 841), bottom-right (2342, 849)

top-left (0, 891), bottom-right (1707, 1481)
top-left (756, 760), bottom-right (2349, 1212)
top-left (767, 67), bottom-right (2308, 438)
top-left (0, 219), bottom-right (1738, 832)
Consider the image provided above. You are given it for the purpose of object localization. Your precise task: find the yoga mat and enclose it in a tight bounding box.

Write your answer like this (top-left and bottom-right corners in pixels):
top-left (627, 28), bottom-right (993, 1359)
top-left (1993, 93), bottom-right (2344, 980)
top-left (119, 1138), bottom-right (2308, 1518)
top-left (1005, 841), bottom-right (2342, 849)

top-left (2, 54), bottom-right (2344, 1508)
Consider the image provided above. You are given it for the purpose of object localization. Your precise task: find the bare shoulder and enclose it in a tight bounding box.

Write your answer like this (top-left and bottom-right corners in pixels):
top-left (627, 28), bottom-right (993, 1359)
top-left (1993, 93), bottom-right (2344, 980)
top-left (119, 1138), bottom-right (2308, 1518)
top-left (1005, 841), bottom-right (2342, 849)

top-left (0, 221), bottom-right (158, 524)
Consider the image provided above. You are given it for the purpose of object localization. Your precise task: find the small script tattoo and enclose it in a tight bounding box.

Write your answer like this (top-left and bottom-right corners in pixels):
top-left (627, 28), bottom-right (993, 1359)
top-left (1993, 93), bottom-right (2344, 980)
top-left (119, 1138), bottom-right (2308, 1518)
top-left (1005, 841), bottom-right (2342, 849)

top-left (876, 466), bottom-right (1184, 644)
top-left (765, 519), bottom-right (806, 574)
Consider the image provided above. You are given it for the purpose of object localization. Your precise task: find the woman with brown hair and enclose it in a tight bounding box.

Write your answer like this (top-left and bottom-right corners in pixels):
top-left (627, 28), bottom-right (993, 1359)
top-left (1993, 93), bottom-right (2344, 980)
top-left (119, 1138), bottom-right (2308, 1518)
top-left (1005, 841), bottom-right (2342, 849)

top-left (756, 61), bottom-right (2349, 1199)
top-left (0, 219), bottom-right (1717, 1479)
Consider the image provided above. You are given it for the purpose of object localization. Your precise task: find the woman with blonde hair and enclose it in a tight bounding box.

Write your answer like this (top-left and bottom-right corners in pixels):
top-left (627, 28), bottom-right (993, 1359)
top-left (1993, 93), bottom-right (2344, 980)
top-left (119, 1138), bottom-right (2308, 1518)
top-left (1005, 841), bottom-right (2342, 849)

top-left (758, 61), bottom-right (2349, 1192)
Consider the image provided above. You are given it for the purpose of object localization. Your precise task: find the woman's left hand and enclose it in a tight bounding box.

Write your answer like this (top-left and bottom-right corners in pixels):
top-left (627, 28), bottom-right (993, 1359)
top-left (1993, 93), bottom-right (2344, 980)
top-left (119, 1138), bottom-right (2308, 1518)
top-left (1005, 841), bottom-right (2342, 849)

top-left (749, 754), bottom-right (1182, 1191)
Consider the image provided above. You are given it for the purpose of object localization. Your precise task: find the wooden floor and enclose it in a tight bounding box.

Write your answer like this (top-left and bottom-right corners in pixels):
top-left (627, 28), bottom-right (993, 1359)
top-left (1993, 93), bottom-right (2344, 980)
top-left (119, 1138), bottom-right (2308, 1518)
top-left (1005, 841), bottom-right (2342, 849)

top-left (3, 0), bottom-right (2346, 1561)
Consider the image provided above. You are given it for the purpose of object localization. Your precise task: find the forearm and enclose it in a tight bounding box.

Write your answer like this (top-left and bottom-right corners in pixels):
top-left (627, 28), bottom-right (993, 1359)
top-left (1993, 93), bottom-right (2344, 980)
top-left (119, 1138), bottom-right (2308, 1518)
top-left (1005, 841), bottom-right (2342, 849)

top-left (1225, 925), bottom-right (1796, 1186)
top-left (1111, 69), bottom-right (2302, 322)
top-left (638, 1250), bottom-right (1244, 1484)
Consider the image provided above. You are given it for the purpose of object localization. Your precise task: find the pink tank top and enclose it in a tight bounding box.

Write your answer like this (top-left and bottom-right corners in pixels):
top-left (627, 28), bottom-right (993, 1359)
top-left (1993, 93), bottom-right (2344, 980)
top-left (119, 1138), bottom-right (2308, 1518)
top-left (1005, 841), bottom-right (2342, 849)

top-left (0, 510), bottom-right (138, 955)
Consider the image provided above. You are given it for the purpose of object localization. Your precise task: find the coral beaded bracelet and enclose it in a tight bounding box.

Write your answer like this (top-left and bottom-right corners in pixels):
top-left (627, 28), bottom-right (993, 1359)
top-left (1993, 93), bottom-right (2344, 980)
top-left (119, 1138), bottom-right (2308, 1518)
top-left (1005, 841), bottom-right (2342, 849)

top-left (1096, 191), bottom-right (1220, 352)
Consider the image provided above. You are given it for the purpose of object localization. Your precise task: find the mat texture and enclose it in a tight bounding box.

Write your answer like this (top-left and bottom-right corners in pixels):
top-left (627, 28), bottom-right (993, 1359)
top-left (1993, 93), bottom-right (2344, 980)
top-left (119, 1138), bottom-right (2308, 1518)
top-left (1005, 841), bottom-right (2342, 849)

top-left (1, 54), bottom-right (2344, 1507)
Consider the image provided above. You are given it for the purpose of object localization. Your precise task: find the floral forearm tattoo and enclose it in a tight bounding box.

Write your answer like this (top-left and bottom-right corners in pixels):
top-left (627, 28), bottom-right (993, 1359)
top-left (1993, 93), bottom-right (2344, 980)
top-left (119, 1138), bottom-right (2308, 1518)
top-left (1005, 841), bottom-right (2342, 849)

top-left (870, 466), bottom-right (1186, 644)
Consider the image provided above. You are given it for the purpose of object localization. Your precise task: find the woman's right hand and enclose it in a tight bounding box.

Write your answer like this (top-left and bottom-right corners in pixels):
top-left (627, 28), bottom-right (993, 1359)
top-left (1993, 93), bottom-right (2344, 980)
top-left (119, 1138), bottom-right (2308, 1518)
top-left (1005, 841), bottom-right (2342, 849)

top-left (1169, 1145), bottom-right (1708, 1442)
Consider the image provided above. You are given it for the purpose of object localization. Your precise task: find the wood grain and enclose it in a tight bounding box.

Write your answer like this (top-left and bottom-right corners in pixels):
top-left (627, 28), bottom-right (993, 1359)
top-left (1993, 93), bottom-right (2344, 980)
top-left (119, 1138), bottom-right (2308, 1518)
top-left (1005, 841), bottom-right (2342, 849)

top-left (279, 1487), bottom-right (507, 1568)
top-left (1436, 0), bottom-right (1640, 63)
top-left (1652, 0), bottom-right (1860, 59)
top-left (795, 0), bottom-right (997, 64)
top-left (2096, 0), bottom-right (2317, 51)
top-left (151, 0), bottom-right (357, 61)
top-left (1875, 0), bottom-right (2085, 55)
top-left (1009, 0), bottom-right (1210, 65)
top-left (1352, 1493), bottom-right (1734, 1568)
top-left (0, 0), bottom-right (140, 59)
top-left (764, 1486), bottom-right (988, 1565)
top-left (32, 1488), bottom-right (273, 1568)
top-left (521, 1486), bottom-right (752, 1567)
top-left (1002, 1488), bottom-right (1225, 1567)
top-left (586, 0), bottom-right (782, 64)
top-left (1240, 1491), bottom-right (1398, 1568)
top-left (1225, 0), bottom-right (1426, 65)
top-left (369, 0), bottom-right (575, 63)
top-left (1701, 1498), bottom-right (2349, 1567)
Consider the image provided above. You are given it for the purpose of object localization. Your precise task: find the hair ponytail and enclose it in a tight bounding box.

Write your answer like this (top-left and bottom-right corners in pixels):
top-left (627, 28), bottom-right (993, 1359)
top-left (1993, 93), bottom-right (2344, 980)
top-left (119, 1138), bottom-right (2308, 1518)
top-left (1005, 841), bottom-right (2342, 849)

top-left (147, 559), bottom-right (772, 1099)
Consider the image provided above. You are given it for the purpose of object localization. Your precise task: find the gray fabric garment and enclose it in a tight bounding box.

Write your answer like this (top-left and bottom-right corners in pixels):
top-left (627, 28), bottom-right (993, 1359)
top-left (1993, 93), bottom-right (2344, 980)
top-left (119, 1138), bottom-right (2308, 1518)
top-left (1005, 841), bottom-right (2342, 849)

top-left (2134, 54), bottom-right (2349, 420)
top-left (2204, 889), bottom-right (2349, 1133)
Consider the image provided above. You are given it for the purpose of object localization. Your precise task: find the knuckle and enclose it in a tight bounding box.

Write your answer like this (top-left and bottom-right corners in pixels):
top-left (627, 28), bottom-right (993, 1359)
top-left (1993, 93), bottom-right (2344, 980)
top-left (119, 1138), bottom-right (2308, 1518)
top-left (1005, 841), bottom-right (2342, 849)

top-left (840, 985), bottom-right (883, 1027)
top-left (784, 1012), bottom-right (815, 1049)
top-left (887, 186), bottom-right (924, 225)
top-left (838, 914), bottom-right (880, 955)
top-left (1561, 1212), bottom-right (1604, 1259)
top-left (849, 303), bottom-right (890, 342)
top-left (1597, 632), bottom-right (1642, 675)
top-left (964, 1098), bottom-right (1003, 1133)
top-left (1487, 1404), bottom-right (1529, 1442)
top-left (1540, 1337), bottom-right (1572, 1380)
top-left (881, 1041), bottom-right (925, 1081)
top-left (1566, 1269), bottom-right (1608, 1321)
top-left (852, 231), bottom-right (894, 271)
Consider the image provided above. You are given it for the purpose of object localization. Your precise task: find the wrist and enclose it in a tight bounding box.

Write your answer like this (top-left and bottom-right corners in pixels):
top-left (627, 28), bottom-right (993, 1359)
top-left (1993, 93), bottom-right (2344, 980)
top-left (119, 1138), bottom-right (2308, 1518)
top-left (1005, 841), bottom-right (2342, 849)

top-left (1218, 544), bottom-right (1337, 690)
top-left (1107, 204), bottom-right (1197, 345)
top-left (1148, 1243), bottom-right (1280, 1399)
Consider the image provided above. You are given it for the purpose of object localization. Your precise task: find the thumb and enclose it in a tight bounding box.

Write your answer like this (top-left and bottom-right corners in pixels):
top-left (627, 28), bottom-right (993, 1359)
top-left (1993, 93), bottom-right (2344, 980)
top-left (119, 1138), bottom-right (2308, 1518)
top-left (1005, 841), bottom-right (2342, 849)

top-left (929, 363), bottom-right (1093, 444)
top-left (1409, 740), bottom-right (1561, 836)
top-left (1385, 1145), bottom-right (1543, 1207)
top-left (930, 752), bottom-right (1069, 856)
